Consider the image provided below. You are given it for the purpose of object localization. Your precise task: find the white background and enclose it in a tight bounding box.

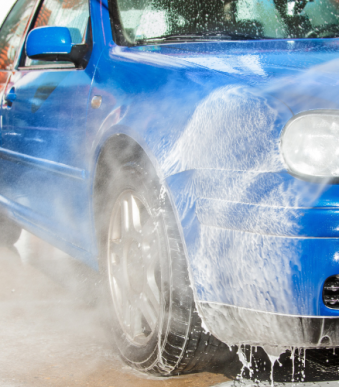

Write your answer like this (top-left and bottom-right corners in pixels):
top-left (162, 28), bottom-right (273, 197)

top-left (0, 0), bottom-right (17, 28)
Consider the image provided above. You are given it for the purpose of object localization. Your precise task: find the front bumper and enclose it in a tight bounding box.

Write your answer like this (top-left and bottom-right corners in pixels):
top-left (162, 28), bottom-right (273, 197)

top-left (166, 169), bottom-right (339, 346)
top-left (198, 302), bottom-right (339, 349)
top-left (188, 215), bottom-right (339, 317)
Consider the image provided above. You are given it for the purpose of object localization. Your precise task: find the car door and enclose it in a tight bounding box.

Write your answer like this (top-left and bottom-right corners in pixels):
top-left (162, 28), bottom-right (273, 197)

top-left (0, 0), bottom-right (39, 220)
top-left (0, 0), bottom-right (38, 144)
top-left (0, 0), bottom-right (95, 255)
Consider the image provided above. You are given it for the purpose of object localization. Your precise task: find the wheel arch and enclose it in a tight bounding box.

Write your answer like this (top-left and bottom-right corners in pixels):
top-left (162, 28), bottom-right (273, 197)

top-left (92, 133), bottom-right (153, 230)
top-left (92, 132), bottom-right (176, 244)
top-left (91, 132), bottom-right (199, 305)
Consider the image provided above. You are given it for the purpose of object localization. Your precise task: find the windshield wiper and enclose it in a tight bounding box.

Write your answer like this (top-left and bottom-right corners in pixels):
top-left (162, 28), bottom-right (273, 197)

top-left (135, 31), bottom-right (264, 44)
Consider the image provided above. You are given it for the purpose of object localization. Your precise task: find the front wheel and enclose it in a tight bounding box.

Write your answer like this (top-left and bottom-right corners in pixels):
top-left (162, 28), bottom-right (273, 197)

top-left (97, 153), bottom-right (235, 375)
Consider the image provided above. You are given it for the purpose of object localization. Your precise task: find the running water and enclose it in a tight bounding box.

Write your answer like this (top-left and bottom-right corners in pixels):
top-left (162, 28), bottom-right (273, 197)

top-left (236, 345), bottom-right (254, 379)
top-left (160, 63), bottom-right (339, 385)
top-left (291, 347), bottom-right (296, 382)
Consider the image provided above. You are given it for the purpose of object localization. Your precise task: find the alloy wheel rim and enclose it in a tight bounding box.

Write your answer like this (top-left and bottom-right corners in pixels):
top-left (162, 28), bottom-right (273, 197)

top-left (107, 189), bottom-right (161, 346)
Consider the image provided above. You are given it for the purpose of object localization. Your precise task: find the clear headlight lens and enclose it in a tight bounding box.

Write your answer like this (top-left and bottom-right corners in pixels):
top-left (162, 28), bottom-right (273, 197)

top-left (281, 111), bottom-right (339, 178)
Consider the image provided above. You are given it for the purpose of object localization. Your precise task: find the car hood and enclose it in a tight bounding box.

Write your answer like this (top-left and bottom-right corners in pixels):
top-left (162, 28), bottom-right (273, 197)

top-left (132, 39), bottom-right (339, 114)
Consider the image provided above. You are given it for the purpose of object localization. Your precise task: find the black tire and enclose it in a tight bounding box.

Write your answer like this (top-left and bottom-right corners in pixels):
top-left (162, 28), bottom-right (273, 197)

top-left (96, 149), bottom-right (236, 376)
top-left (0, 214), bottom-right (22, 246)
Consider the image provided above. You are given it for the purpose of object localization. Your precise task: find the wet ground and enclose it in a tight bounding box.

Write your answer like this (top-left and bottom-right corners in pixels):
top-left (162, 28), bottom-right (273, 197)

top-left (2, 231), bottom-right (339, 387)
top-left (0, 230), bottom-right (231, 387)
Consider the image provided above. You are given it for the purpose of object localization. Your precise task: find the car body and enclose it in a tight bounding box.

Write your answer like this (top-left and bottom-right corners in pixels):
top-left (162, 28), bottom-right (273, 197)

top-left (1, 0), bottom-right (339, 373)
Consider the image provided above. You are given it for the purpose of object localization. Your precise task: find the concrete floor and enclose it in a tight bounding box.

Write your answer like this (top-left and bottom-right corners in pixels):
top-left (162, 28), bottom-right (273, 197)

top-left (0, 231), bottom-right (231, 387)
top-left (2, 231), bottom-right (339, 387)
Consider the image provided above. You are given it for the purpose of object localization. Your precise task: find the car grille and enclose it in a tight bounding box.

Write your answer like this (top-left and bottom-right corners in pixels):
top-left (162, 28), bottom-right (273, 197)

top-left (323, 275), bottom-right (339, 309)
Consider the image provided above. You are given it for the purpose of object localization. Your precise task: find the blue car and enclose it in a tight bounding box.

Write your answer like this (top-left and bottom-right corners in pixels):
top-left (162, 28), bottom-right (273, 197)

top-left (1, 0), bottom-right (339, 377)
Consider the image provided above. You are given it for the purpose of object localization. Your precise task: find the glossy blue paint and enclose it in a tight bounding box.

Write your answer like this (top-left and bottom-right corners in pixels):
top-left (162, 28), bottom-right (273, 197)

top-left (86, 39), bottom-right (339, 317)
top-left (0, 147), bottom-right (87, 180)
top-left (26, 26), bottom-right (73, 57)
top-left (1, 0), bottom-right (339, 334)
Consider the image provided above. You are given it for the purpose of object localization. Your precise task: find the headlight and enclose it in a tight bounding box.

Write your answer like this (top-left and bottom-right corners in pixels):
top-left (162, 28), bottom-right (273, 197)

top-left (281, 111), bottom-right (339, 179)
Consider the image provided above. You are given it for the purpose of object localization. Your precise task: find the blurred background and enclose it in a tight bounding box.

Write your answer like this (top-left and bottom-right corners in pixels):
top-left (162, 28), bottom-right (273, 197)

top-left (0, 1), bottom-right (16, 26)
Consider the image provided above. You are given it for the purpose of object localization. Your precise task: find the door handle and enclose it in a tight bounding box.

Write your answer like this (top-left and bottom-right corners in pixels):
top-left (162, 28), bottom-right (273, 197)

top-left (5, 87), bottom-right (16, 106)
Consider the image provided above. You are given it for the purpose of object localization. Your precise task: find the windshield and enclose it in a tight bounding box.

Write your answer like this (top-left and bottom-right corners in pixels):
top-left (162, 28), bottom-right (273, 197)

top-left (110, 0), bottom-right (339, 45)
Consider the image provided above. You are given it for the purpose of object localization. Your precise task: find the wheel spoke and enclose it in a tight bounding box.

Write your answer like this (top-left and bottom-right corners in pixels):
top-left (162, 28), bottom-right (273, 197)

top-left (144, 277), bottom-right (160, 312)
top-left (110, 271), bottom-right (124, 311)
top-left (111, 267), bottom-right (138, 334)
top-left (111, 260), bottom-right (137, 308)
top-left (120, 199), bottom-right (130, 238)
top-left (124, 291), bottom-right (145, 338)
top-left (129, 194), bottom-right (142, 233)
top-left (110, 201), bottom-right (122, 242)
top-left (143, 236), bottom-right (161, 310)
top-left (108, 189), bottom-right (162, 345)
top-left (118, 193), bottom-right (143, 238)
top-left (109, 239), bottom-right (123, 266)
top-left (138, 293), bottom-right (158, 331)
top-left (131, 308), bottom-right (144, 339)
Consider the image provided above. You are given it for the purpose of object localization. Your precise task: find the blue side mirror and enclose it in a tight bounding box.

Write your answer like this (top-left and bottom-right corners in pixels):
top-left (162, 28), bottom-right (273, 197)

top-left (26, 26), bottom-right (73, 58)
top-left (26, 26), bottom-right (90, 68)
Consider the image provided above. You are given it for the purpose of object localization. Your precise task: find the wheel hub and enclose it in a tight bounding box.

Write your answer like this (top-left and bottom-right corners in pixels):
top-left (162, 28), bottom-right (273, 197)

top-left (107, 190), bottom-right (161, 346)
top-left (127, 241), bottom-right (144, 294)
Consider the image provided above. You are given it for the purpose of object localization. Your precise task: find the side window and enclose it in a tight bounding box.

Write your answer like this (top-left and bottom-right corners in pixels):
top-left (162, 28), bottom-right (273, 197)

top-left (0, 0), bottom-right (36, 70)
top-left (25, 0), bottom-right (89, 67)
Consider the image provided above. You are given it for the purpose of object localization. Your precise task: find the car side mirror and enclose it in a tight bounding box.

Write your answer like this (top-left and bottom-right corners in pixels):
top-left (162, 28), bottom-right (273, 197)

top-left (26, 26), bottom-right (89, 68)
